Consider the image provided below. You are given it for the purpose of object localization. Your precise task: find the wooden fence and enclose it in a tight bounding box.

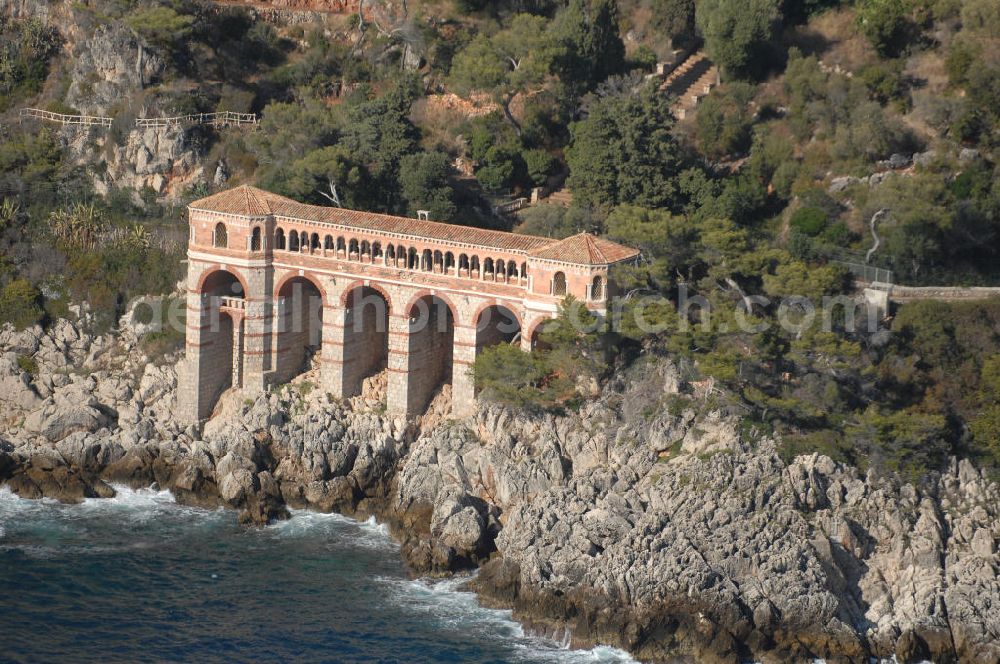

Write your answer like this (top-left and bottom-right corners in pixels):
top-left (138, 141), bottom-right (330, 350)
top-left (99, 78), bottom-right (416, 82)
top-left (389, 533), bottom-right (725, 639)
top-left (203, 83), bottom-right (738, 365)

top-left (19, 108), bottom-right (258, 130)
top-left (19, 108), bottom-right (112, 128)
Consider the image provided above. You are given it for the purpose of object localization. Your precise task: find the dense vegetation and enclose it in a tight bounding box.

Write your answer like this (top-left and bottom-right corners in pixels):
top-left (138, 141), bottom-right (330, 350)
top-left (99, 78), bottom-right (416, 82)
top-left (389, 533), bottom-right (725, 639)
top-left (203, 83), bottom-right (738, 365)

top-left (1, 0), bottom-right (999, 477)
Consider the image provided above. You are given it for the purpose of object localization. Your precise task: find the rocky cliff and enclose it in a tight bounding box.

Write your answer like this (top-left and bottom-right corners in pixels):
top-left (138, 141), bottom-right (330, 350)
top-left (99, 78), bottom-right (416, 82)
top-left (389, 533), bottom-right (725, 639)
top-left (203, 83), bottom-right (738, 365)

top-left (0, 311), bottom-right (998, 663)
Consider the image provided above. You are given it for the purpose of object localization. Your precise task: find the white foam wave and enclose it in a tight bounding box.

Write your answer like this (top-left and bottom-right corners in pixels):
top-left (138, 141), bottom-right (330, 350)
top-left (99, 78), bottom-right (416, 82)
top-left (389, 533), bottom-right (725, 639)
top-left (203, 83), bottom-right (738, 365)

top-left (378, 574), bottom-right (637, 663)
top-left (272, 509), bottom-right (397, 550)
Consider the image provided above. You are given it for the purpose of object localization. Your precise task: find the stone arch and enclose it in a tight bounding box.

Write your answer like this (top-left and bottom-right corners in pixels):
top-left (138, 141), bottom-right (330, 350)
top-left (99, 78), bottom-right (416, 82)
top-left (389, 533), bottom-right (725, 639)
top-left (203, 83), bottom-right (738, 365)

top-left (404, 290), bottom-right (459, 325)
top-left (250, 226), bottom-right (262, 252)
top-left (197, 266), bottom-right (248, 298)
top-left (526, 317), bottom-right (553, 351)
top-left (405, 292), bottom-right (456, 414)
top-left (213, 222), bottom-right (228, 248)
top-left (341, 283), bottom-right (391, 398)
top-left (274, 274), bottom-right (325, 382)
top-left (192, 268), bottom-right (247, 419)
top-left (552, 271), bottom-right (567, 296)
top-left (474, 302), bottom-right (522, 356)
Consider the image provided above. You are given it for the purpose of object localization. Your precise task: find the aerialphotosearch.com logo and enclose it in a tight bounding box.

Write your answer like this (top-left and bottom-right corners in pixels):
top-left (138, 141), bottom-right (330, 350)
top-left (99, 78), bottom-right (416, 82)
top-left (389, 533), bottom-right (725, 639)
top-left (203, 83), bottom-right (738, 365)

top-left (129, 282), bottom-right (885, 341)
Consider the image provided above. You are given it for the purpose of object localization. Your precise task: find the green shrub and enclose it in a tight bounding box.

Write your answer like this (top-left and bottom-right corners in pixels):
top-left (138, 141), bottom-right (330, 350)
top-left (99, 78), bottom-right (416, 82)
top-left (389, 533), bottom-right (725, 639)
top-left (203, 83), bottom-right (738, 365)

top-left (789, 206), bottom-right (828, 236)
top-left (16, 354), bottom-right (38, 376)
top-left (0, 279), bottom-right (43, 330)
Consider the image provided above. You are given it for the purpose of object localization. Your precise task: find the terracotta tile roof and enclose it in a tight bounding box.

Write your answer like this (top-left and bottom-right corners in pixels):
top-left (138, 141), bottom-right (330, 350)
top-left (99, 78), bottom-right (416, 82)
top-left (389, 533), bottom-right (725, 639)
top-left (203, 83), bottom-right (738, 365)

top-left (190, 185), bottom-right (638, 265)
top-left (189, 184), bottom-right (287, 216)
top-left (528, 232), bottom-right (640, 265)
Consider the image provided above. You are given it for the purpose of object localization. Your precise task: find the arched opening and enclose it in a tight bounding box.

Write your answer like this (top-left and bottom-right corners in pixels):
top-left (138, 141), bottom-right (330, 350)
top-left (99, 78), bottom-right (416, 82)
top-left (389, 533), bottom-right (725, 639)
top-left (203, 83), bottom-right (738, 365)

top-left (310, 233), bottom-right (320, 251)
top-left (520, 262), bottom-right (528, 282)
top-left (484, 258), bottom-right (494, 279)
top-left (213, 223), bottom-right (228, 248)
top-left (591, 275), bottom-right (606, 301)
top-left (408, 247), bottom-right (419, 270)
top-left (445, 252), bottom-right (455, 274)
top-left (349, 238), bottom-right (359, 258)
top-left (324, 235), bottom-right (334, 251)
top-left (386, 245), bottom-right (396, 264)
top-left (289, 231), bottom-right (300, 252)
top-left (470, 256), bottom-right (480, 278)
top-left (301, 231), bottom-right (310, 251)
top-left (433, 250), bottom-right (443, 272)
top-left (250, 227), bottom-right (262, 252)
top-left (342, 285), bottom-right (391, 397)
top-left (372, 241), bottom-right (382, 259)
top-left (458, 254), bottom-right (469, 275)
top-left (275, 228), bottom-right (286, 250)
top-left (337, 237), bottom-right (346, 255)
top-left (196, 269), bottom-right (246, 417)
top-left (361, 240), bottom-right (371, 259)
top-left (552, 271), bottom-right (567, 296)
top-left (529, 319), bottom-right (552, 351)
top-left (275, 276), bottom-right (324, 383)
top-left (476, 304), bottom-right (521, 357)
top-left (507, 260), bottom-right (518, 281)
top-left (406, 295), bottom-right (454, 414)
top-left (496, 259), bottom-right (506, 281)
top-left (421, 249), bottom-right (432, 272)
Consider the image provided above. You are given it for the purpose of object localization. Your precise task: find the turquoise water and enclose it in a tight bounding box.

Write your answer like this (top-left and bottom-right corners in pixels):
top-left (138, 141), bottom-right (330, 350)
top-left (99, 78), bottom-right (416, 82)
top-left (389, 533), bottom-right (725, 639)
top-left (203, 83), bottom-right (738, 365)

top-left (0, 487), bottom-right (634, 664)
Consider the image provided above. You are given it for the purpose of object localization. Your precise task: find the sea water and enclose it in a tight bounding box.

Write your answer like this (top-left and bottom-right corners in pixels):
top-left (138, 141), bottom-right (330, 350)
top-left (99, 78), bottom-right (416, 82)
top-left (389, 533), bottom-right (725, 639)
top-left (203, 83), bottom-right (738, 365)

top-left (0, 487), bottom-right (635, 663)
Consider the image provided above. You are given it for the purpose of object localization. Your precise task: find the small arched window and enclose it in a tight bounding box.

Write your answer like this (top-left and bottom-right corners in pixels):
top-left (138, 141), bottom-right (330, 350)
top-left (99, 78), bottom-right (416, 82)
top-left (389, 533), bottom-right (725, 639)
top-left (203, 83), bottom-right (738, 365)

top-left (470, 256), bottom-right (480, 275)
top-left (445, 252), bottom-right (455, 272)
top-left (324, 235), bottom-right (334, 250)
top-left (508, 260), bottom-right (518, 279)
top-left (275, 228), bottom-right (286, 250)
top-left (422, 249), bottom-right (432, 271)
top-left (372, 242), bottom-right (382, 258)
top-left (459, 254), bottom-right (469, 273)
top-left (591, 275), bottom-right (606, 300)
top-left (250, 227), bottom-right (262, 252)
top-left (552, 271), bottom-right (567, 296)
top-left (496, 259), bottom-right (506, 277)
top-left (520, 262), bottom-right (528, 280)
top-left (408, 248), bottom-right (419, 270)
top-left (484, 258), bottom-right (494, 275)
top-left (311, 233), bottom-right (320, 250)
top-left (361, 240), bottom-right (370, 257)
top-left (337, 237), bottom-right (346, 254)
top-left (289, 231), bottom-right (300, 252)
top-left (386, 245), bottom-right (396, 262)
top-left (213, 222), bottom-right (228, 248)
top-left (349, 239), bottom-right (359, 256)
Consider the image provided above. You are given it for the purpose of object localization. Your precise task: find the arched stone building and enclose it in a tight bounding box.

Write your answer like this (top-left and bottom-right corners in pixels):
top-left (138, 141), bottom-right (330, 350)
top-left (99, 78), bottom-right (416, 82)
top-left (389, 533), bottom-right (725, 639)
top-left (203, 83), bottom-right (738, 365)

top-left (178, 185), bottom-right (639, 423)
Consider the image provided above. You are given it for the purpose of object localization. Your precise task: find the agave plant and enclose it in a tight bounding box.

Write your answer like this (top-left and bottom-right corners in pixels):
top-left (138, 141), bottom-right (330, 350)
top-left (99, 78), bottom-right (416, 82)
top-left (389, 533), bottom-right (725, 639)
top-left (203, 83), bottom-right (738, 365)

top-left (47, 202), bottom-right (106, 250)
top-left (0, 198), bottom-right (19, 229)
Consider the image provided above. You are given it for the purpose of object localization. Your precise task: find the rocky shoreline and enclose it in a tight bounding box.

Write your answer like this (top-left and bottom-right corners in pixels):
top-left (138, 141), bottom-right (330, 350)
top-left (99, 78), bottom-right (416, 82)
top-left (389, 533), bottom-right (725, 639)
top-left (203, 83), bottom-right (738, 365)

top-left (1, 314), bottom-right (998, 664)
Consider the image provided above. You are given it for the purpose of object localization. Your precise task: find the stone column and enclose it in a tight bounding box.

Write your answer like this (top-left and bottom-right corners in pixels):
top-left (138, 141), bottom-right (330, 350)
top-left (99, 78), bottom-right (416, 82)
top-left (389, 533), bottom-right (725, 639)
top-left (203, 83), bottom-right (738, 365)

top-left (241, 267), bottom-right (273, 394)
top-left (451, 324), bottom-right (477, 418)
top-left (322, 305), bottom-right (348, 398)
top-left (386, 313), bottom-right (411, 416)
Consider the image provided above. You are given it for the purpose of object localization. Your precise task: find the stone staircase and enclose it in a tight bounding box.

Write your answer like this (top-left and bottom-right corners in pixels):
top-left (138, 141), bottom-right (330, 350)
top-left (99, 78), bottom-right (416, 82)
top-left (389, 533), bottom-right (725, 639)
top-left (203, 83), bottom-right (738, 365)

top-left (658, 51), bottom-right (719, 119)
